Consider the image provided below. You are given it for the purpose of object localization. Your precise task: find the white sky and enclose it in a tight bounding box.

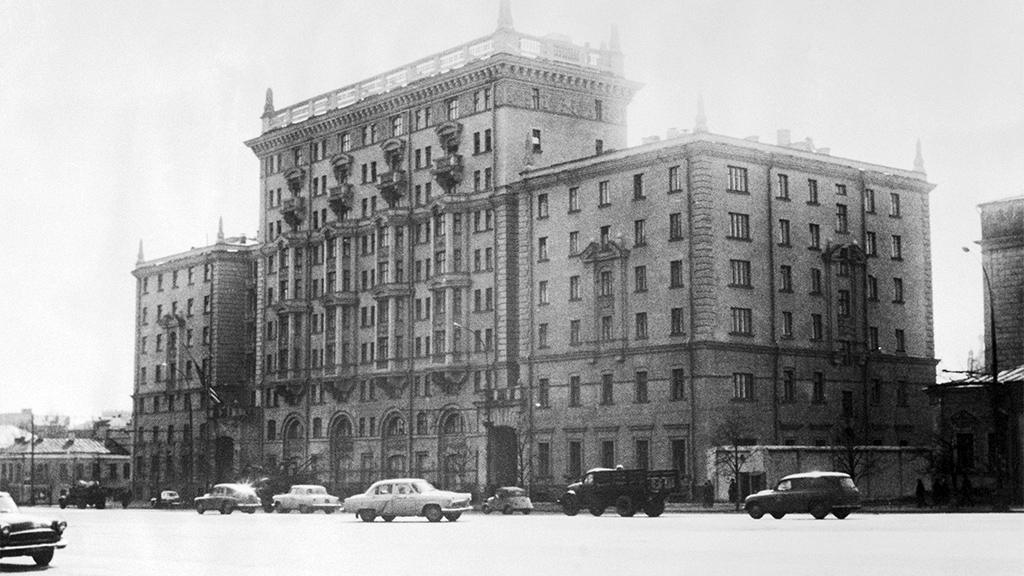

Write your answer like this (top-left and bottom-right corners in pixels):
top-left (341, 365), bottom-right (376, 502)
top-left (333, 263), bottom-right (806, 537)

top-left (0, 0), bottom-right (1021, 422)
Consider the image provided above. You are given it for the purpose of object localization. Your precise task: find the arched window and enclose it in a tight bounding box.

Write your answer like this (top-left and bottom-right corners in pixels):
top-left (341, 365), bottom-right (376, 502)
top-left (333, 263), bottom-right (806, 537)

top-left (384, 415), bottom-right (406, 438)
top-left (312, 418), bottom-right (323, 438)
top-left (441, 412), bottom-right (465, 435)
top-left (285, 420), bottom-right (303, 440)
top-left (416, 412), bottom-right (428, 436)
top-left (332, 417), bottom-right (352, 437)
top-left (266, 420), bottom-right (277, 440)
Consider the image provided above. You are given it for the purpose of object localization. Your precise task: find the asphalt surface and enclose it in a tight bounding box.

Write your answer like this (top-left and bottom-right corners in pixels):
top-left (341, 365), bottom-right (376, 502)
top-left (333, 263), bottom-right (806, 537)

top-left (2, 506), bottom-right (1021, 575)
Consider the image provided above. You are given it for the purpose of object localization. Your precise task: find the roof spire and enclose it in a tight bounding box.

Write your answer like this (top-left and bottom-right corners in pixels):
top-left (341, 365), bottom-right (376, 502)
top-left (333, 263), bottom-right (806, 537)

top-left (913, 139), bottom-right (925, 173)
top-left (217, 217), bottom-right (225, 243)
top-left (497, 0), bottom-right (514, 30)
top-left (694, 94), bottom-right (708, 133)
top-left (137, 239), bottom-right (145, 264)
top-left (609, 24), bottom-right (621, 52)
top-left (263, 87), bottom-right (275, 118)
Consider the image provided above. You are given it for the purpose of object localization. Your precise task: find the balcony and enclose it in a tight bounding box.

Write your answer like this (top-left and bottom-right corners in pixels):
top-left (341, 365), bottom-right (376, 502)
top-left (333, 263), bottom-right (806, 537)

top-left (281, 197), bottom-right (306, 229)
top-left (377, 170), bottom-right (408, 207)
top-left (327, 184), bottom-right (354, 217)
top-left (429, 271), bottom-right (471, 289)
top-left (371, 282), bottom-right (412, 300)
top-left (431, 155), bottom-right (464, 191)
top-left (321, 290), bottom-right (358, 306)
top-left (274, 298), bottom-right (310, 315)
top-left (284, 167), bottom-right (305, 194)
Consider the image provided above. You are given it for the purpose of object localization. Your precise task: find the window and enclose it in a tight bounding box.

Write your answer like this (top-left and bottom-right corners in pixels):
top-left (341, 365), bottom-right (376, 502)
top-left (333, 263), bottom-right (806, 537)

top-left (634, 219), bottom-right (646, 246)
top-left (864, 188), bottom-right (876, 213)
top-left (599, 269), bottom-right (613, 297)
top-left (569, 275), bottom-right (580, 301)
top-left (838, 289), bottom-right (851, 317)
top-left (897, 380), bottom-right (908, 406)
top-left (446, 97), bottom-right (459, 120)
top-left (633, 174), bottom-right (645, 199)
top-left (670, 308), bottom-right (685, 335)
top-left (730, 260), bottom-right (751, 287)
top-left (601, 441), bottom-right (616, 468)
top-left (600, 225), bottom-right (611, 247)
top-left (634, 266), bottom-right (648, 292)
top-left (808, 223), bottom-right (821, 249)
top-left (835, 183), bottom-right (847, 196)
top-left (779, 265), bottom-right (793, 292)
top-left (391, 115), bottom-right (404, 137)
top-left (812, 372), bottom-right (826, 403)
top-left (634, 371), bottom-right (649, 403)
top-left (893, 277), bottom-right (905, 303)
top-left (538, 378), bottom-right (550, 407)
top-left (598, 180), bottom-right (610, 206)
top-left (895, 329), bottom-right (906, 352)
top-left (569, 441), bottom-right (582, 478)
top-left (595, 98), bottom-right (603, 120)
top-left (635, 439), bottom-right (650, 470)
top-left (474, 88), bottom-right (491, 112)
top-left (569, 231), bottom-right (579, 255)
top-left (531, 129), bottom-right (542, 153)
top-left (842, 390), bottom-right (854, 417)
top-left (782, 370), bottom-right (795, 402)
top-left (733, 373), bottom-right (754, 400)
top-left (667, 260), bottom-right (684, 288)
top-left (600, 315), bottom-right (613, 340)
top-left (778, 219), bottom-right (791, 245)
top-left (538, 280), bottom-right (549, 305)
top-left (669, 212), bottom-right (683, 240)
top-left (727, 166), bottom-right (748, 193)
top-left (728, 213), bottom-right (750, 240)
top-left (414, 107), bottom-right (432, 130)
top-left (668, 165), bottom-right (681, 192)
top-left (531, 88), bottom-right (541, 109)
top-left (730, 308), bottom-right (753, 335)
top-left (781, 311), bottom-right (793, 338)
top-left (570, 319), bottom-right (580, 345)
top-left (538, 442), bottom-right (551, 477)
top-left (811, 314), bottom-right (823, 340)
top-left (870, 379), bottom-right (882, 405)
top-left (869, 326), bottom-right (880, 351)
top-left (635, 312), bottom-right (648, 340)
top-left (889, 193), bottom-right (901, 217)
top-left (601, 373), bottom-right (614, 405)
top-left (891, 235), bottom-right (903, 260)
top-left (807, 179), bottom-right (819, 204)
top-left (568, 187), bottom-right (580, 212)
top-left (671, 368), bottom-right (685, 400)
top-left (569, 375), bottom-right (581, 406)
top-left (865, 232), bottom-right (877, 256)
top-left (538, 237), bottom-right (548, 261)
top-left (777, 174), bottom-right (789, 199)
top-left (537, 193), bottom-right (549, 218)
top-left (836, 204), bottom-right (848, 233)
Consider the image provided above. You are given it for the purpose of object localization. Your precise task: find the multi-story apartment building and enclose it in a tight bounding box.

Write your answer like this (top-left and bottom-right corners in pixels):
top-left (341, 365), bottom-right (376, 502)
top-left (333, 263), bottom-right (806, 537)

top-left (131, 228), bottom-right (258, 499)
top-left (979, 196), bottom-right (1024, 371)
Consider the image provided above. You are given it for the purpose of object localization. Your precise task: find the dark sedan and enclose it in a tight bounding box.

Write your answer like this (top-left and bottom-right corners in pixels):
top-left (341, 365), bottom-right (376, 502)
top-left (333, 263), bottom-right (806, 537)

top-left (0, 491), bottom-right (67, 566)
top-left (194, 484), bottom-right (261, 515)
top-left (744, 471), bottom-right (861, 519)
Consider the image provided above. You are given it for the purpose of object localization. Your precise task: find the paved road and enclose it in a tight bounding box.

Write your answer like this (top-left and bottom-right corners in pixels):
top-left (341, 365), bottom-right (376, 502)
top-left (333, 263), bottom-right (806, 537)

top-left (2, 507), bottom-right (1021, 575)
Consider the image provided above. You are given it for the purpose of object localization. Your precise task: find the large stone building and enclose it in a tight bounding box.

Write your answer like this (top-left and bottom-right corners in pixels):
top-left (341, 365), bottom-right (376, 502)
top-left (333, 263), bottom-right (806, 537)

top-left (132, 1), bottom-right (938, 499)
top-left (131, 228), bottom-right (259, 499)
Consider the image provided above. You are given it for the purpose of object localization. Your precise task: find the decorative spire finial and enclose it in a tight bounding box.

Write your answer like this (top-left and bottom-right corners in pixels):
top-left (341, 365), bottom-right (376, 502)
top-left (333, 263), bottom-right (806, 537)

top-left (609, 24), bottom-right (621, 52)
top-left (498, 0), bottom-right (514, 30)
top-left (217, 217), bottom-right (225, 243)
top-left (694, 94), bottom-right (708, 133)
top-left (263, 88), bottom-right (275, 118)
top-left (913, 139), bottom-right (925, 173)
top-left (137, 239), bottom-right (145, 264)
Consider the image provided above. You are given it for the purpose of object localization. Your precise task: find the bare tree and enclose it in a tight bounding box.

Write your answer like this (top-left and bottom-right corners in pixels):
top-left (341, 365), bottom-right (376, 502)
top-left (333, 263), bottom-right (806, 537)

top-left (712, 417), bottom-right (754, 510)
top-left (829, 427), bottom-right (880, 486)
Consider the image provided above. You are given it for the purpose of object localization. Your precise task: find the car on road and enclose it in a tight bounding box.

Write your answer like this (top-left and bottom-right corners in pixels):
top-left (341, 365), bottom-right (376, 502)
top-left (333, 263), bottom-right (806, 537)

top-left (343, 478), bottom-right (472, 523)
top-left (271, 485), bottom-right (342, 514)
top-left (0, 491), bottom-right (67, 567)
top-left (58, 480), bottom-right (108, 509)
top-left (482, 486), bottom-right (534, 515)
top-left (150, 490), bottom-right (184, 509)
top-left (194, 483), bottom-right (261, 515)
top-left (559, 467), bottom-right (679, 517)
top-left (744, 471), bottom-right (861, 520)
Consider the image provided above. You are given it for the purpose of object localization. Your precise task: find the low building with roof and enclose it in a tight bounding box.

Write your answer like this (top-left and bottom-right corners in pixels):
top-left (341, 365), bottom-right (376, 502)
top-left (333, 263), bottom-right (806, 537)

top-left (0, 435), bottom-right (131, 505)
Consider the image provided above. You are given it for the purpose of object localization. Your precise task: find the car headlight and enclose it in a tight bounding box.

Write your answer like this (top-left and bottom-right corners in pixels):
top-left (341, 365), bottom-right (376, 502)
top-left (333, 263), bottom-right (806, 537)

top-left (1, 525), bottom-right (11, 538)
top-left (52, 521), bottom-right (67, 534)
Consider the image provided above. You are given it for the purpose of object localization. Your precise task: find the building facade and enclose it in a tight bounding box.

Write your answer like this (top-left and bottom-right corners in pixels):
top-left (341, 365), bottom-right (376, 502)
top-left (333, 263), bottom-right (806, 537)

top-left (0, 437), bottom-right (131, 505)
top-left (979, 196), bottom-right (1024, 371)
top-left (131, 231), bottom-right (259, 500)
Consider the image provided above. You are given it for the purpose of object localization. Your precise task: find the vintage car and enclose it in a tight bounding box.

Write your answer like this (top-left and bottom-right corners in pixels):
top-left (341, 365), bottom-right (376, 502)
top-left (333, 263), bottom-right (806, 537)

top-left (482, 486), bottom-right (534, 515)
top-left (194, 483), bottom-right (261, 515)
top-left (58, 480), bottom-right (107, 509)
top-left (0, 491), bottom-right (67, 567)
top-left (271, 484), bottom-right (342, 514)
top-left (342, 478), bottom-right (472, 523)
top-left (744, 471), bottom-right (862, 520)
top-left (150, 490), bottom-right (184, 509)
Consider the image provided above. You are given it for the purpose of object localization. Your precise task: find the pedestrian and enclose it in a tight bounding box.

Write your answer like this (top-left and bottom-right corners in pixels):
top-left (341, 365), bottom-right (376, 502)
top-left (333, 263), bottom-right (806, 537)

top-left (727, 478), bottom-right (737, 504)
top-left (915, 478), bottom-right (927, 508)
top-left (700, 480), bottom-right (712, 508)
top-left (960, 475), bottom-right (974, 507)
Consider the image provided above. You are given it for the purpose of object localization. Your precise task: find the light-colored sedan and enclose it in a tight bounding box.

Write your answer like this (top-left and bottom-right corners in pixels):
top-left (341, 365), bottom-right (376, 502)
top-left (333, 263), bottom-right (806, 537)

top-left (271, 484), bottom-right (342, 514)
top-left (482, 486), bottom-right (534, 515)
top-left (343, 478), bottom-right (472, 522)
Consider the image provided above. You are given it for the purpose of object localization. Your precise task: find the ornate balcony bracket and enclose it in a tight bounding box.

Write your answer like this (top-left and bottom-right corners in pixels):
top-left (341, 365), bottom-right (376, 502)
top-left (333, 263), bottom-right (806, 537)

top-left (275, 383), bottom-right (307, 406)
top-left (375, 376), bottom-right (408, 400)
top-left (377, 170), bottom-right (408, 207)
top-left (281, 197), bottom-right (306, 229)
top-left (431, 369), bottom-right (468, 396)
top-left (330, 153), bottom-right (353, 183)
top-left (158, 313), bottom-right (186, 329)
top-left (328, 183), bottom-right (354, 217)
top-left (326, 378), bottom-right (357, 402)
top-left (435, 121), bottom-right (463, 153)
top-left (284, 167), bottom-right (306, 195)
top-left (578, 239), bottom-right (629, 265)
top-left (431, 154), bottom-right (464, 192)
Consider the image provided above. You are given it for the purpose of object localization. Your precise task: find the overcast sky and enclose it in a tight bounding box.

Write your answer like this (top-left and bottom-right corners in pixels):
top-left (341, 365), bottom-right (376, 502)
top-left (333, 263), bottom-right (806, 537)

top-left (1, 0), bottom-right (1021, 422)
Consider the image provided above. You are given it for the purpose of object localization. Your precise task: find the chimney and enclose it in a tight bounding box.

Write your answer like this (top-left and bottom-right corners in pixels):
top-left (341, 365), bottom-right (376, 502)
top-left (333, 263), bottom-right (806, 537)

top-left (777, 129), bottom-right (791, 147)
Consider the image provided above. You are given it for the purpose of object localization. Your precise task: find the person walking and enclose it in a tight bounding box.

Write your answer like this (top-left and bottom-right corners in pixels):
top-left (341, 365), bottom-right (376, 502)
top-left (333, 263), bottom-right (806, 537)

top-left (703, 480), bottom-right (714, 508)
top-left (727, 478), bottom-right (737, 504)
top-left (915, 479), bottom-right (927, 508)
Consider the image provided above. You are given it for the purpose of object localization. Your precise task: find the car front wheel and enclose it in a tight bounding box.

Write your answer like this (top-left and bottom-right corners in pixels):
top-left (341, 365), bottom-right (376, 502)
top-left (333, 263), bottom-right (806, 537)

top-left (771, 512), bottom-right (786, 519)
top-left (644, 499), bottom-right (665, 517)
top-left (810, 503), bottom-right (829, 520)
top-left (359, 509), bottom-right (376, 522)
top-left (561, 496), bottom-right (579, 516)
top-left (381, 514), bottom-right (396, 522)
top-left (196, 503), bottom-right (205, 514)
top-left (481, 504), bottom-right (492, 514)
top-left (833, 509), bottom-right (851, 519)
top-left (32, 549), bottom-right (54, 567)
top-left (747, 504), bottom-right (765, 519)
top-left (444, 512), bottom-right (461, 522)
top-left (221, 502), bottom-right (234, 515)
top-left (424, 505), bottom-right (443, 523)
top-left (615, 496), bottom-right (636, 517)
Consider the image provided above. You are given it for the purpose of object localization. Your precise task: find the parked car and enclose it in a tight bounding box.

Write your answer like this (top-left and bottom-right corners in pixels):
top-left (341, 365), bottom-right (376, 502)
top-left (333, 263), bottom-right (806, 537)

top-left (482, 486), bottom-right (534, 515)
top-left (0, 491), bottom-right (67, 567)
top-left (744, 471), bottom-right (861, 520)
top-left (342, 478), bottom-right (472, 523)
top-left (271, 485), bottom-right (342, 514)
top-left (559, 467), bottom-right (679, 517)
top-left (58, 480), bottom-right (107, 509)
top-left (150, 490), bottom-right (184, 509)
top-left (194, 483), bottom-right (261, 515)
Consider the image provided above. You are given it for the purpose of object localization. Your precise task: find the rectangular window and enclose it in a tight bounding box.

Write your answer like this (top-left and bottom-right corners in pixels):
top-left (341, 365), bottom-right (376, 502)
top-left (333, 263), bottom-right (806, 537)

top-left (446, 97), bottom-right (459, 120)
top-left (895, 329), bottom-right (906, 352)
top-left (669, 212), bottom-right (683, 240)
top-left (531, 88), bottom-right (541, 109)
top-left (634, 266), bottom-right (648, 292)
top-left (809, 223), bottom-right (821, 249)
top-left (601, 441), bottom-right (615, 469)
top-left (538, 280), bottom-right (549, 305)
top-left (568, 187), bottom-right (580, 212)
top-left (781, 311), bottom-right (793, 338)
top-left (811, 313), bottom-right (823, 340)
top-left (537, 193), bottom-right (549, 218)
top-left (808, 179), bottom-right (819, 204)
top-left (599, 270), bottom-right (613, 297)
top-left (570, 319), bottom-right (580, 345)
top-left (670, 308), bottom-right (685, 335)
top-left (635, 312), bottom-right (648, 340)
top-left (595, 99), bottom-right (603, 120)
top-left (671, 368), bottom-right (685, 400)
top-left (890, 193), bottom-right (901, 217)
top-left (668, 165), bottom-right (681, 192)
top-left (601, 373), bottom-right (614, 405)
top-left (835, 183), bottom-right (847, 196)
top-left (727, 166), bottom-right (748, 193)
top-left (538, 378), bottom-right (550, 407)
top-left (778, 219), bottom-right (791, 245)
top-left (730, 307), bottom-right (753, 335)
top-left (598, 181), bottom-right (610, 206)
top-left (670, 260), bottom-right (684, 288)
top-left (865, 232), bottom-right (877, 256)
top-left (864, 188), bottom-right (876, 213)
top-left (569, 275), bottom-right (580, 301)
top-left (568, 441), bottom-right (582, 478)
top-left (812, 372), bottom-right (826, 403)
top-left (569, 375), bottom-right (581, 406)
top-left (782, 370), bottom-right (795, 402)
top-left (733, 373), bottom-right (754, 400)
top-left (634, 219), bottom-right (646, 246)
top-left (836, 204), bottom-right (848, 233)
top-left (730, 260), bottom-right (751, 287)
top-left (838, 289), bottom-right (851, 317)
top-left (600, 315), bottom-right (613, 340)
top-left (635, 439), bottom-right (650, 470)
top-left (569, 231), bottom-right (579, 255)
top-left (538, 237), bottom-right (548, 261)
top-left (891, 235), bottom-right (903, 259)
top-left (633, 173), bottom-right (645, 199)
top-left (893, 277), bottom-right (905, 303)
top-left (728, 213), bottom-right (750, 240)
top-left (777, 174), bottom-right (789, 199)
top-left (779, 265), bottom-right (793, 292)
top-left (869, 326), bottom-right (880, 351)
top-left (538, 442), bottom-right (551, 478)
top-left (635, 371), bottom-right (649, 403)
top-left (531, 129), bottom-right (542, 153)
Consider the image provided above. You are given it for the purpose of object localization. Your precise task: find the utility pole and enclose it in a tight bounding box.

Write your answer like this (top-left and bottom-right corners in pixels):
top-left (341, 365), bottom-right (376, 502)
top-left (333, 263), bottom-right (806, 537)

top-left (29, 411), bottom-right (35, 506)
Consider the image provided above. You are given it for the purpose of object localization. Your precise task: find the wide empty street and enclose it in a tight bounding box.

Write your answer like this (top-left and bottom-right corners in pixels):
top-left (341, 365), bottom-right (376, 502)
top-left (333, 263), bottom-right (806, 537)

top-left (2, 508), bottom-right (1021, 576)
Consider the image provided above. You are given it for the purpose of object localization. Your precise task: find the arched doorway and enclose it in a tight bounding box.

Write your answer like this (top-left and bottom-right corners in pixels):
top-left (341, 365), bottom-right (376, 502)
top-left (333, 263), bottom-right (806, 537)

top-left (282, 419), bottom-right (305, 473)
top-left (214, 436), bottom-right (235, 483)
top-left (439, 410), bottom-right (471, 490)
top-left (382, 412), bottom-right (407, 477)
top-left (489, 425), bottom-right (518, 488)
top-left (329, 416), bottom-right (354, 493)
